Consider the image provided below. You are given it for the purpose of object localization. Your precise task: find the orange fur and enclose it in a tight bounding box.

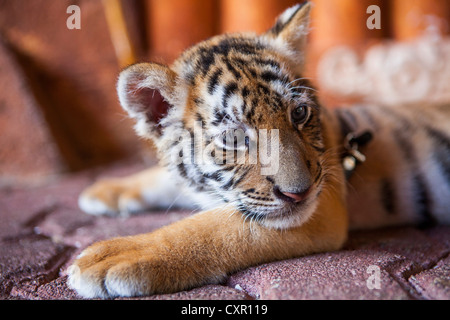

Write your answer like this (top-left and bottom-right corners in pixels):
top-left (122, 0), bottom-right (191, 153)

top-left (69, 3), bottom-right (351, 298)
top-left (71, 2), bottom-right (450, 298)
top-left (71, 152), bottom-right (347, 296)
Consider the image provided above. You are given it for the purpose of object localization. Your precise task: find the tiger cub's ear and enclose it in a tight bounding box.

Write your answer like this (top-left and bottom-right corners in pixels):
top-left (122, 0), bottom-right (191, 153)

top-left (117, 63), bottom-right (178, 140)
top-left (266, 2), bottom-right (311, 65)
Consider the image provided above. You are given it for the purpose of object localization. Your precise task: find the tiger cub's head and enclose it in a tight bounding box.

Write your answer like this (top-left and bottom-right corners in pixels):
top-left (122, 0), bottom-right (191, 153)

top-left (118, 3), bottom-right (332, 229)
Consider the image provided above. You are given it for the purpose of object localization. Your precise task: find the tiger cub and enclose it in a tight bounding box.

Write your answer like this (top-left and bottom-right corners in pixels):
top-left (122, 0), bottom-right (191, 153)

top-left (68, 3), bottom-right (450, 298)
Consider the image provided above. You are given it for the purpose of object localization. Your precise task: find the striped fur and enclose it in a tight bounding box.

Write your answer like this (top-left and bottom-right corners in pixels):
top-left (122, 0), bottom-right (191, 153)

top-left (335, 103), bottom-right (450, 228)
top-left (114, 5), bottom-right (450, 229)
top-left (70, 3), bottom-right (449, 298)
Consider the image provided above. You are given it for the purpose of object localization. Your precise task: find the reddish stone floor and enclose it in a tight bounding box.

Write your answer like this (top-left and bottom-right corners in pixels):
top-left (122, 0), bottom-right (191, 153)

top-left (1, 161), bottom-right (449, 300)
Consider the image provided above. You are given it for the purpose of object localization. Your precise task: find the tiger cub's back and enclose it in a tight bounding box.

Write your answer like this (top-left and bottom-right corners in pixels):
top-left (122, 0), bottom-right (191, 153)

top-left (336, 103), bottom-right (450, 229)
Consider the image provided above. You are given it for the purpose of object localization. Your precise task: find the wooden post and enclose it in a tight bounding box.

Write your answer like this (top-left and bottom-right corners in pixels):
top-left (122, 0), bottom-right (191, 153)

top-left (147, 0), bottom-right (216, 63)
top-left (309, 0), bottom-right (385, 55)
top-left (220, 0), bottom-right (299, 33)
top-left (102, 0), bottom-right (137, 68)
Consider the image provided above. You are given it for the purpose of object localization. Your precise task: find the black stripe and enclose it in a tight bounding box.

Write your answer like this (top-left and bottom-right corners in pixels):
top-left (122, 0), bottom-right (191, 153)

top-left (358, 107), bottom-right (379, 130)
top-left (241, 101), bottom-right (248, 115)
top-left (247, 196), bottom-right (274, 202)
top-left (204, 171), bottom-right (222, 182)
top-left (313, 165), bottom-right (322, 183)
top-left (223, 82), bottom-right (239, 109)
top-left (335, 108), bottom-right (358, 138)
top-left (380, 179), bottom-right (396, 215)
top-left (246, 98), bottom-right (258, 122)
top-left (257, 84), bottom-right (270, 95)
top-left (197, 38), bottom-right (265, 75)
top-left (242, 86), bottom-right (250, 99)
top-left (389, 113), bottom-right (420, 184)
top-left (412, 174), bottom-right (436, 228)
top-left (239, 206), bottom-right (258, 220)
top-left (189, 129), bottom-right (195, 163)
top-left (232, 167), bottom-right (251, 188)
top-left (177, 163), bottom-right (188, 178)
top-left (311, 144), bottom-right (325, 154)
top-left (232, 57), bottom-right (248, 67)
top-left (195, 112), bottom-right (205, 127)
top-left (208, 69), bottom-right (223, 94)
top-left (195, 185), bottom-right (206, 192)
top-left (393, 129), bottom-right (415, 162)
top-left (224, 60), bottom-right (242, 79)
top-left (270, 92), bottom-right (283, 110)
top-left (218, 38), bottom-right (264, 56)
top-left (197, 44), bottom-right (229, 75)
top-left (426, 127), bottom-right (450, 185)
top-left (392, 125), bottom-right (436, 225)
top-left (270, 2), bottom-right (306, 36)
top-left (254, 58), bottom-right (281, 70)
top-left (214, 41), bottom-right (232, 56)
top-left (217, 165), bottom-right (235, 173)
top-left (426, 127), bottom-right (450, 149)
top-left (385, 106), bottom-right (414, 130)
top-left (198, 49), bottom-right (216, 75)
top-left (261, 70), bottom-right (282, 83)
top-left (212, 109), bottom-right (227, 126)
top-left (193, 97), bottom-right (204, 106)
top-left (306, 160), bottom-right (312, 170)
top-left (224, 82), bottom-right (238, 98)
top-left (265, 176), bottom-right (275, 184)
top-left (221, 179), bottom-right (234, 190)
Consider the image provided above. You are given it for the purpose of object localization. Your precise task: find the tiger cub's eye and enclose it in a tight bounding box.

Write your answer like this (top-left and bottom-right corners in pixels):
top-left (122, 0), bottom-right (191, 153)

top-left (291, 105), bottom-right (309, 124)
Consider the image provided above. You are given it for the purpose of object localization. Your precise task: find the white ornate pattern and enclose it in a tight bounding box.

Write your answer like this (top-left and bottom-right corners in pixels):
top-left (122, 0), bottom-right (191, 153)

top-left (317, 36), bottom-right (450, 105)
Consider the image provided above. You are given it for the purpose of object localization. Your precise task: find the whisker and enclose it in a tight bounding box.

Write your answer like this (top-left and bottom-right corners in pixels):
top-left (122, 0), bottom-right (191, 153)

top-left (288, 86), bottom-right (318, 92)
top-left (286, 77), bottom-right (313, 86)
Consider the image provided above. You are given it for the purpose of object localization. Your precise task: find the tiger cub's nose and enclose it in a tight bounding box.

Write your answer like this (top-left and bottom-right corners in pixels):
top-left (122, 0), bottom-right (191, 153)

top-left (273, 186), bottom-right (311, 203)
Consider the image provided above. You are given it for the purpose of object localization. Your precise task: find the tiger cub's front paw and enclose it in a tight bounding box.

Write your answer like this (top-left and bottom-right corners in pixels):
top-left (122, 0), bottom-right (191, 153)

top-left (68, 237), bottom-right (163, 298)
top-left (78, 179), bottom-right (146, 216)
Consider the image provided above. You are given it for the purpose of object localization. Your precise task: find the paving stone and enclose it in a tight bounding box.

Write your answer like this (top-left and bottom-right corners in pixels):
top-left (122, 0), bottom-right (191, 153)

top-left (0, 173), bottom-right (92, 240)
top-left (346, 227), bottom-right (449, 269)
top-left (33, 276), bottom-right (80, 300)
top-left (28, 274), bottom-right (251, 300)
top-left (345, 227), bottom-right (450, 299)
top-left (228, 250), bottom-right (412, 300)
top-left (0, 234), bottom-right (73, 298)
top-left (409, 255), bottom-right (450, 300)
top-left (0, 159), bottom-right (147, 240)
top-left (121, 285), bottom-right (251, 301)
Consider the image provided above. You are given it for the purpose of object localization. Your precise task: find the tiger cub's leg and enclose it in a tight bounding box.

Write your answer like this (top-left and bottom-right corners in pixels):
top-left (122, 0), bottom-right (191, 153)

top-left (68, 184), bottom-right (348, 298)
top-left (78, 166), bottom-right (196, 216)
